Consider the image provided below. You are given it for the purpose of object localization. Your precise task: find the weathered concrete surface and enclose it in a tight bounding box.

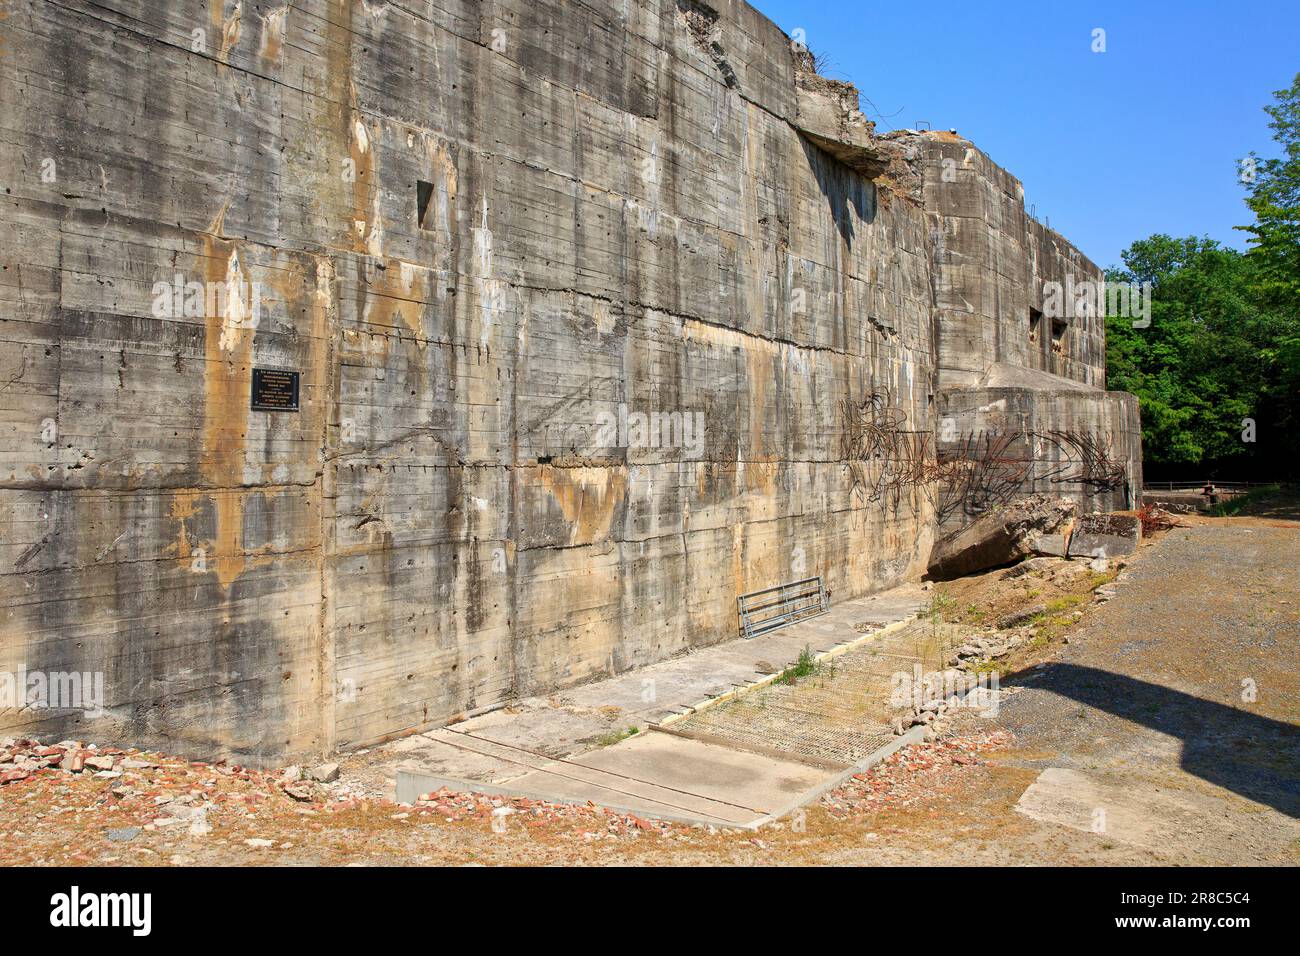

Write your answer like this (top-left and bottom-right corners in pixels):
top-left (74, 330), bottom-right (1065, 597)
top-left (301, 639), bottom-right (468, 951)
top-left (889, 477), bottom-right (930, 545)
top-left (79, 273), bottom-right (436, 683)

top-left (389, 581), bottom-right (930, 825)
top-left (0, 0), bottom-right (1139, 763)
top-left (886, 132), bottom-right (1111, 388)
top-left (927, 495), bottom-right (1076, 580)
top-left (1068, 512), bottom-right (1140, 560)
top-left (372, 582), bottom-right (926, 791)
top-left (401, 732), bottom-right (828, 827)
top-left (793, 73), bottom-right (890, 178)
top-left (934, 381), bottom-right (1142, 536)
top-left (900, 129), bottom-right (1145, 540)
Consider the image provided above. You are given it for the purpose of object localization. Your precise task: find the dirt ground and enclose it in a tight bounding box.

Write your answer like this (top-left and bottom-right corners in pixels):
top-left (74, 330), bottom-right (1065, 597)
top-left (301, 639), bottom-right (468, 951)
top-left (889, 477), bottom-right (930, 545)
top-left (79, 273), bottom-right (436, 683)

top-left (3, 497), bottom-right (1297, 866)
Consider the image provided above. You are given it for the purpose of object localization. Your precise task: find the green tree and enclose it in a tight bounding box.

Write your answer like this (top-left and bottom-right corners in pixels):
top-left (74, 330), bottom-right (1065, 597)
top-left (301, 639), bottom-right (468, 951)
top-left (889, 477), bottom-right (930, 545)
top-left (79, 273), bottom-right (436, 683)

top-left (1107, 79), bottom-right (1300, 479)
top-left (1239, 74), bottom-right (1300, 307)
top-left (1106, 239), bottom-right (1268, 469)
top-left (1240, 75), bottom-right (1300, 471)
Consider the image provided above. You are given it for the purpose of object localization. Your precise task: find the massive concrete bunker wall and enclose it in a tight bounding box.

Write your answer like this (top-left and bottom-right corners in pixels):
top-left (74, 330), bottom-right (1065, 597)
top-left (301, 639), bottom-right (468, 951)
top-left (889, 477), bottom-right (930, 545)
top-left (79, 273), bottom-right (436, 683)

top-left (0, 0), bottom-right (936, 761)
top-left (882, 131), bottom-right (1143, 533)
top-left (0, 0), bottom-right (1138, 763)
top-left (895, 131), bottom-right (1109, 388)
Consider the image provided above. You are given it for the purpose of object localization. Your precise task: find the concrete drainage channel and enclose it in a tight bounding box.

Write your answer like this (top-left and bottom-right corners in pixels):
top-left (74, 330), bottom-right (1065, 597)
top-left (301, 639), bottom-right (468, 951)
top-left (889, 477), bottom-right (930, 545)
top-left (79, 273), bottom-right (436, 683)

top-left (395, 596), bottom-right (957, 830)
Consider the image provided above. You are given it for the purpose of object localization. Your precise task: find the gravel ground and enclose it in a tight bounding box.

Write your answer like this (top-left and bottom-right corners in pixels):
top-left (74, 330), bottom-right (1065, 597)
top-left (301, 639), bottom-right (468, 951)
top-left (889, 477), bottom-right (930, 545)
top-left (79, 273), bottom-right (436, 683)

top-left (987, 520), bottom-right (1300, 864)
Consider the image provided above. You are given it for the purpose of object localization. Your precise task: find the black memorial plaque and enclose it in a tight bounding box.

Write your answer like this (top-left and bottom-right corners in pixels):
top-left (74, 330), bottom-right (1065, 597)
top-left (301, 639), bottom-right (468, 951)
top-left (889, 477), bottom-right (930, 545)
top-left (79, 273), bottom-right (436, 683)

top-left (251, 368), bottom-right (300, 412)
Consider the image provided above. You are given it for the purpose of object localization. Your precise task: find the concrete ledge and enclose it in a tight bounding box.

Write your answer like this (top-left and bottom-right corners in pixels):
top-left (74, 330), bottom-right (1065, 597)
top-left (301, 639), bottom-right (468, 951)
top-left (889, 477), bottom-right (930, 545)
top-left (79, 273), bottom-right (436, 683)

top-left (793, 78), bottom-right (890, 178)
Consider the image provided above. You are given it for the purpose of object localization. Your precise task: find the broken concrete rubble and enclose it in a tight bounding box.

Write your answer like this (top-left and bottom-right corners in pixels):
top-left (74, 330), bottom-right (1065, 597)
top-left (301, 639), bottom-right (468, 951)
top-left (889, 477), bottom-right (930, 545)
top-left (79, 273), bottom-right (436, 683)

top-left (1029, 532), bottom-right (1071, 558)
top-left (1003, 556), bottom-right (1063, 579)
top-left (1069, 513), bottom-right (1142, 560)
top-left (309, 763), bottom-right (341, 784)
top-left (927, 496), bottom-right (1078, 580)
top-left (998, 605), bottom-right (1049, 629)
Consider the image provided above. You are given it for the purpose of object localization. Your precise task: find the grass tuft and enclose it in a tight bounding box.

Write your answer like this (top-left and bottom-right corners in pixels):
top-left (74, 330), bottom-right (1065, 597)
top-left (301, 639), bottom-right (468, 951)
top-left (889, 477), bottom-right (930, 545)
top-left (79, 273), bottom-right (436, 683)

top-left (774, 645), bottom-right (819, 686)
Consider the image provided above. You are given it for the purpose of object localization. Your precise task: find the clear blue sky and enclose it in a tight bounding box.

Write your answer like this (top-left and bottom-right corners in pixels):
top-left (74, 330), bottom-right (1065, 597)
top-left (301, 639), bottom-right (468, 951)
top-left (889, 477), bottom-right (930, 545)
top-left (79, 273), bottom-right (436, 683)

top-left (751, 0), bottom-right (1299, 270)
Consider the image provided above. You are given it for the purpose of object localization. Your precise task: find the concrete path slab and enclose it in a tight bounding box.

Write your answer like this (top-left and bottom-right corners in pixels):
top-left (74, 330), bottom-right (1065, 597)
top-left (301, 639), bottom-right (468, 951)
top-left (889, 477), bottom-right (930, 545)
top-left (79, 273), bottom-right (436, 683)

top-left (510, 733), bottom-right (828, 825)
top-left (1014, 766), bottom-right (1239, 852)
top-left (382, 583), bottom-right (929, 825)
top-left (382, 582), bottom-right (927, 788)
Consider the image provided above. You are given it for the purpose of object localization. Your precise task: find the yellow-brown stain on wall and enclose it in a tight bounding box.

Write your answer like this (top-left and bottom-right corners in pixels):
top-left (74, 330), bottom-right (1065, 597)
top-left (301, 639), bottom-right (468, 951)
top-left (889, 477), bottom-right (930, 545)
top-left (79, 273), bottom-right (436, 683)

top-left (312, 0), bottom-right (379, 258)
top-left (359, 258), bottom-right (429, 340)
top-left (218, 1), bottom-right (242, 61)
top-left (259, 6), bottom-right (288, 64)
top-left (197, 233), bottom-right (254, 589)
top-left (538, 465), bottom-right (627, 547)
top-left (425, 136), bottom-right (459, 244)
top-left (730, 520), bottom-right (745, 609)
top-left (350, 114), bottom-right (381, 256)
top-left (179, 225), bottom-right (333, 590)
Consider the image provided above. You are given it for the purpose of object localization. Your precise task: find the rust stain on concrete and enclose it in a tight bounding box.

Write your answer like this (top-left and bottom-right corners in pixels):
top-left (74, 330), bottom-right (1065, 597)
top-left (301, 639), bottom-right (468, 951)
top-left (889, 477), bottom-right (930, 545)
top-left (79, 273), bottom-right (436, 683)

top-left (539, 465), bottom-right (628, 547)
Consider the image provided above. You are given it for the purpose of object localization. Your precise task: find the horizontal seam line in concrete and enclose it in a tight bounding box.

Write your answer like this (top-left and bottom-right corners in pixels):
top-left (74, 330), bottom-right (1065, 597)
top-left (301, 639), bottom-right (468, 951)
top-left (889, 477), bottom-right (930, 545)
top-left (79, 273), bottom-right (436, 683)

top-left (393, 770), bottom-right (740, 829)
top-left (441, 727), bottom-right (767, 814)
top-left (399, 735), bottom-right (759, 824)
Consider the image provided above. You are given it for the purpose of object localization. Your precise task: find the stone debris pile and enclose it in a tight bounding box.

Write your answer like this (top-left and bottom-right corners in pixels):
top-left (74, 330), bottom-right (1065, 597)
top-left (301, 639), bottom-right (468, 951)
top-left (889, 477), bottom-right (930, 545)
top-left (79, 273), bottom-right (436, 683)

top-left (1, 737), bottom-right (347, 800)
top-left (1, 738), bottom-right (154, 784)
top-left (409, 787), bottom-right (677, 840)
top-left (927, 496), bottom-right (1079, 579)
top-left (823, 729), bottom-right (1014, 817)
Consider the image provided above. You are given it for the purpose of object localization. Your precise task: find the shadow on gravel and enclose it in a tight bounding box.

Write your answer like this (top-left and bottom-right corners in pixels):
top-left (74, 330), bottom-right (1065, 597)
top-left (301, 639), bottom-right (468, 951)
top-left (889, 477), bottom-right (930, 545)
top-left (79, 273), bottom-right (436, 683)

top-left (1006, 663), bottom-right (1300, 818)
top-left (1208, 484), bottom-right (1300, 520)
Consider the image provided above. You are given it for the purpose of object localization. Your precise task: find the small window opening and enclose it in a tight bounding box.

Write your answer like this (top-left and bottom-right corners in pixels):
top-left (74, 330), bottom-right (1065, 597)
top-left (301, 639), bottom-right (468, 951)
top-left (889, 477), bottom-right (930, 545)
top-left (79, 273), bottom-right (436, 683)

top-left (1028, 307), bottom-right (1043, 344)
top-left (416, 180), bottom-right (434, 230)
top-left (1051, 317), bottom-right (1068, 353)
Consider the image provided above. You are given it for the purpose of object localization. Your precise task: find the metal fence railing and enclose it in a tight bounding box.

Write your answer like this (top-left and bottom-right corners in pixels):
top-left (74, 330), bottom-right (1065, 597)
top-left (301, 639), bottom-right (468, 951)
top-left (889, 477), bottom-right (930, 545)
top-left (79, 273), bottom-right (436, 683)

top-left (737, 576), bottom-right (829, 640)
top-left (1144, 481), bottom-right (1272, 492)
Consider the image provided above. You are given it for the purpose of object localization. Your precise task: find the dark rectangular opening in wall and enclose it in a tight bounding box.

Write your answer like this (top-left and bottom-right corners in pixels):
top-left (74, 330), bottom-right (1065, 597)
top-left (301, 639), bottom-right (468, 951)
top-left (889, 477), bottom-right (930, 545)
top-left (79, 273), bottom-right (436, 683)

top-left (1051, 317), bottom-right (1068, 353)
top-left (1029, 307), bottom-right (1043, 344)
top-left (417, 180), bottom-right (434, 229)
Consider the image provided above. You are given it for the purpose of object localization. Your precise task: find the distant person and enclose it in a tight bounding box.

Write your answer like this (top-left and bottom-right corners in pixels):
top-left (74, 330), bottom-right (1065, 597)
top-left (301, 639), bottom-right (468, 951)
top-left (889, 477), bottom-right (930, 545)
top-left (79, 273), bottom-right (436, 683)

top-left (1202, 481), bottom-right (1219, 506)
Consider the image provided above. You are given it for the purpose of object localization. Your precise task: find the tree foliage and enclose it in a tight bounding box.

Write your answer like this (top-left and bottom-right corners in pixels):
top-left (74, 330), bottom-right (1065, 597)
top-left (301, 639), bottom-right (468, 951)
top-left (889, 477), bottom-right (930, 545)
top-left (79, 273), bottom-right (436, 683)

top-left (1106, 76), bottom-right (1300, 479)
top-left (1240, 75), bottom-right (1300, 306)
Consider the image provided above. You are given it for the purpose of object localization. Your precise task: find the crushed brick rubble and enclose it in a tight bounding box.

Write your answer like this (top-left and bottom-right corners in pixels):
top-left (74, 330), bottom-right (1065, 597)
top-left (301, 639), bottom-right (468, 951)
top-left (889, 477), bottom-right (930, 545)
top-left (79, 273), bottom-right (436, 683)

top-left (0, 735), bottom-right (705, 860)
top-left (820, 728), bottom-right (1015, 818)
top-left (1, 724), bottom-right (1015, 863)
top-left (408, 788), bottom-right (676, 840)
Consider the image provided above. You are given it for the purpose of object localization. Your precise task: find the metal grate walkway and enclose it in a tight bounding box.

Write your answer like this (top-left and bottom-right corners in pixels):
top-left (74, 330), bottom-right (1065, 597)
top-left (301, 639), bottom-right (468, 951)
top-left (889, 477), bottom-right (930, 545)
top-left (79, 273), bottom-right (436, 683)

top-left (673, 620), bottom-right (955, 767)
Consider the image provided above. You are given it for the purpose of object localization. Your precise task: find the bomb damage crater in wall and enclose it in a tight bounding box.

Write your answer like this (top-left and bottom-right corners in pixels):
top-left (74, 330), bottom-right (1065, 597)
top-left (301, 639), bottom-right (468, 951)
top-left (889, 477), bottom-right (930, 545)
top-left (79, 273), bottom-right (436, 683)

top-left (0, 0), bottom-right (1139, 764)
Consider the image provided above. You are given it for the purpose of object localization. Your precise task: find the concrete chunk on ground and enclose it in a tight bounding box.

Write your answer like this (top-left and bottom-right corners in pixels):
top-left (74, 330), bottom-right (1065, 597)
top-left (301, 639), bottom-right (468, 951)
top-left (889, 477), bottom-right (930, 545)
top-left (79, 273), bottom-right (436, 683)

top-left (1028, 532), bottom-right (1071, 557)
top-left (927, 496), bottom-right (1077, 579)
top-left (309, 762), bottom-right (340, 783)
top-left (1068, 512), bottom-right (1141, 560)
